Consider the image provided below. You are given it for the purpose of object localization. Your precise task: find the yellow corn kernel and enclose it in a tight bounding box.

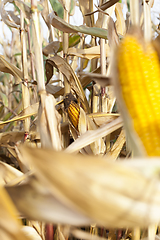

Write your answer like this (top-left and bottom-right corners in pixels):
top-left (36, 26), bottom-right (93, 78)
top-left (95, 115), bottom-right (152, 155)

top-left (117, 34), bottom-right (160, 156)
top-left (67, 101), bottom-right (80, 130)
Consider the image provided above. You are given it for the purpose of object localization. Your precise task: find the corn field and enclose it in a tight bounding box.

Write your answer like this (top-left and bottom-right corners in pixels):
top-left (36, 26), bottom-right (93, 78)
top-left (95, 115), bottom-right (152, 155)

top-left (0, 0), bottom-right (160, 239)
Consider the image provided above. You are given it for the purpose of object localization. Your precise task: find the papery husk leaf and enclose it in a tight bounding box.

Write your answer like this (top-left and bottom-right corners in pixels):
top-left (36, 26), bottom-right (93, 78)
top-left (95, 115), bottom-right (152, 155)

top-left (49, 11), bottom-right (108, 39)
top-left (68, 44), bottom-right (110, 60)
top-left (6, 175), bottom-right (92, 225)
top-left (19, 145), bottom-right (160, 228)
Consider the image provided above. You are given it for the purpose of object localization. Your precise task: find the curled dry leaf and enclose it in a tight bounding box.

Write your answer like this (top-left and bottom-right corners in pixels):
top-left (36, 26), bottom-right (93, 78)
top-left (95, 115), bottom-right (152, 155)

top-left (68, 44), bottom-right (110, 60)
top-left (18, 145), bottom-right (160, 228)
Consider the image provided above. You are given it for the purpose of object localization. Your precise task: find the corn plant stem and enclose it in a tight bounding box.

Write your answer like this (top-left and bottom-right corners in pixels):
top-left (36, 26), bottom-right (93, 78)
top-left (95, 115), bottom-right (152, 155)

top-left (27, 25), bottom-right (38, 103)
top-left (132, 227), bottom-right (140, 240)
top-left (148, 224), bottom-right (157, 240)
top-left (143, 0), bottom-right (152, 42)
top-left (8, 30), bottom-right (14, 110)
top-left (63, 9), bottom-right (70, 95)
top-left (31, 0), bottom-right (45, 94)
top-left (130, 0), bottom-right (139, 26)
top-left (20, 9), bottom-right (30, 134)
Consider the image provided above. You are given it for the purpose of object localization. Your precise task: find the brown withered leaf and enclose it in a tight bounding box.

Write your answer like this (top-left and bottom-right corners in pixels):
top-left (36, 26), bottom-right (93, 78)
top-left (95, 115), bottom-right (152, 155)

top-left (0, 131), bottom-right (24, 148)
top-left (80, 65), bottom-right (108, 88)
top-left (85, 0), bottom-right (119, 16)
top-left (46, 84), bottom-right (64, 98)
top-left (18, 145), bottom-right (160, 228)
top-left (46, 55), bottom-right (89, 112)
top-left (79, 73), bottom-right (111, 87)
top-left (43, 41), bottom-right (60, 56)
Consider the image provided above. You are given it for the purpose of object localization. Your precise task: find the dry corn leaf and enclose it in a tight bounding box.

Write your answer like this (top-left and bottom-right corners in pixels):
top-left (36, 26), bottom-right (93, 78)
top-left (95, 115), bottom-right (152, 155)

top-left (65, 117), bottom-right (122, 154)
top-left (0, 183), bottom-right (30, 240)
top-left (43, 41), bottom-right (60, 56)
top-left (106, 129), bottom-right (126, 160)
top-left (6, 175), bottom-right (92, 225)
top-left (49, 11), bottom-right (108, 39)
top-left (80, 73), bottom-right (110, 87)
top-left (78, 0), bottom-right (93, 27)
top-left (87, 113), bottom-right (119, 126)
top-left (0, 55), bottom-right (23, 84)
top-left (0, 161), bottom-right (23, 185)
top-left (85, 0), bottom-right (119, 16)
top-left (68, 44), bottom-right (110, 60)
top-left (19, 145), bottom-right (160, 228)
top-left (46, 55), bottom-right (89, 112)
top-left (80, 66), bottom-right (108, 88)
top-left (0, 131), bottom-right (24, 148)
top-left (46, 84), bottom-right (64, 98)
top-left (0, 102), bottom-right (38, 127)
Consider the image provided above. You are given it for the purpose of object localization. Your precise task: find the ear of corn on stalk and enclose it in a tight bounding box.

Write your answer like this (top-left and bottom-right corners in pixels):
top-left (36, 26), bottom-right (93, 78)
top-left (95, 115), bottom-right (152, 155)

top-left (64, 93), bottom-right (80, 130)
top-left (117, 30), bottom-right (160, 156)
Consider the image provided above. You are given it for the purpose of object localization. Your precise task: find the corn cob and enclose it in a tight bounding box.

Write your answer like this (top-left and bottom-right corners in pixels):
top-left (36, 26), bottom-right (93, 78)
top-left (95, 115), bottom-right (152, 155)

top-left (117, 33), bottom-right (160, 156)
top-left (64, 93), bottom-right (80, 130)
top-left (67, 101), bottom-right (80, 130)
